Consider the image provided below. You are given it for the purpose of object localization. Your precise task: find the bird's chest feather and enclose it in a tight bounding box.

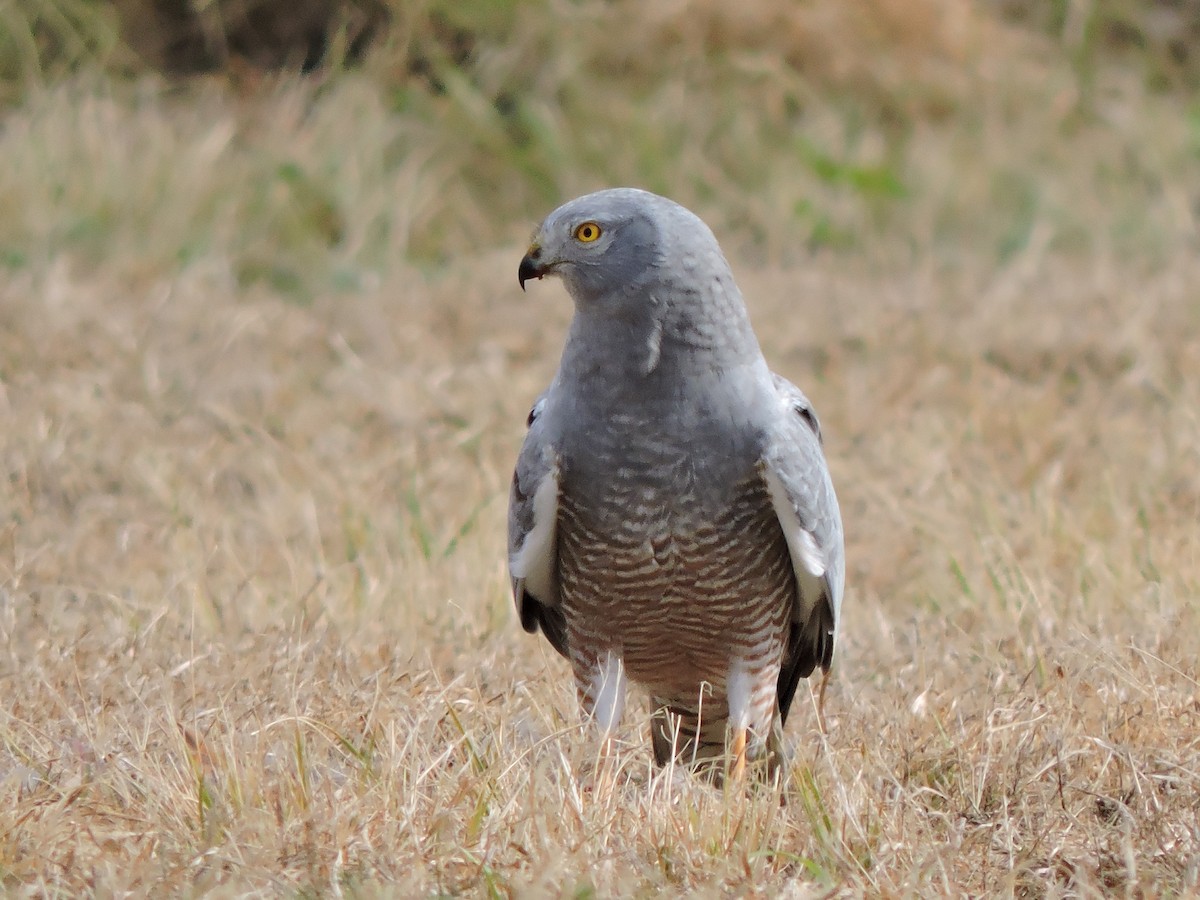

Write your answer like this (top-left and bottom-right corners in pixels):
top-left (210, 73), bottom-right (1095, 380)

top-left (555, 453), bottom-right (794, 681)
top-left (546, 367), bottom-right (791, 629)
top-left (557, 416), bottom-right (751, 540)
top-left (555, 430), bottom-right (790, 612)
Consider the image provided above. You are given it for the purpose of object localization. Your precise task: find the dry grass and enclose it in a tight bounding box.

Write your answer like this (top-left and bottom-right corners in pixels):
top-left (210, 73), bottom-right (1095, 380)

top-left (2, 3), bottom-right (1200, 896)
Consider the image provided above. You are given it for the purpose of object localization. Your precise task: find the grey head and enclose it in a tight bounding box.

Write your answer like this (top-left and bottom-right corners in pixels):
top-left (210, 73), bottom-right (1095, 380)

top-left (518, 188), bottom-right (675, 302)
top-left (518, 188), bottom-right (763, 374)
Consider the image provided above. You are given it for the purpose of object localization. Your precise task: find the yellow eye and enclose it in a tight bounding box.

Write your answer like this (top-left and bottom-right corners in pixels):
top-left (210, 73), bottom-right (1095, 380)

top-left (573, 221), bottom-right (602, 243)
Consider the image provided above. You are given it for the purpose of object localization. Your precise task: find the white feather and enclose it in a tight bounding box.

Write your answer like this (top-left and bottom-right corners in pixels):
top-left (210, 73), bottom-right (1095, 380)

top-left (509, 457), bottom-right (560, 602)
top-left (794, 528), bottom-right (826, 578)
top-left (590, 651), bottom-right (627, 735)
top-left (726, 659), bottom-right (754, 731)
top-left (642, 316), bottom-right (663, 374)
top-left (764, 467), bottom-right (828, 618)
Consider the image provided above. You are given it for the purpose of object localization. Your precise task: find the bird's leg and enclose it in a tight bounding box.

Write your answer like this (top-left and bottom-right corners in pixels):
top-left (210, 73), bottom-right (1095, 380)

top-left (726, 659), bottom-right (760, 784)
top-left (575, 649), bottom-right (626, 795)
top-left (815, 667), bottom-right (831, 734)
top-left (588, 649), bottom-right (627, 738)
top-left (730, 726), bottom-right (748, 782)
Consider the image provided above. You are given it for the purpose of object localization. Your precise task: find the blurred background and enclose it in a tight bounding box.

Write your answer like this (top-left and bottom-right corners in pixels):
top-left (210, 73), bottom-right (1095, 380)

top-left (2, 3), bottom-right (1200, 893)
top-left (3, 0), bottom-right (1198, 286)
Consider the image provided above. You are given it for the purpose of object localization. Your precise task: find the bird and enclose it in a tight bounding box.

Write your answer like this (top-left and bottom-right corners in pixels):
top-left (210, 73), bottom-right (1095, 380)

top-left (507, 188), bottom-right (843, 780)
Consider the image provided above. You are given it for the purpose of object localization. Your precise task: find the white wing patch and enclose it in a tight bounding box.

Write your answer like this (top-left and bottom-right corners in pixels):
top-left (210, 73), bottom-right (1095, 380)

top-left (794, 528), bottom-right (826, 578)
top-left (764, 467), bottom-right (828, 618)
top-left (510, 456), bottom-right (560, 603)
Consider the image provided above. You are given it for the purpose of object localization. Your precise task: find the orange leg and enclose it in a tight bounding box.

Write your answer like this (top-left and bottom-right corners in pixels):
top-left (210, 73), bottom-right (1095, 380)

top-left (816, 668), bottom-right (831, 734)
top-left (730, 726), bottom-right (747, 782)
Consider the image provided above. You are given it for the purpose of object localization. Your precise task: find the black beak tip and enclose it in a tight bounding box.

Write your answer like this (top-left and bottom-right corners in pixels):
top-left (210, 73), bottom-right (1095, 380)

top-left (518, 254), bottom-right (542, 292)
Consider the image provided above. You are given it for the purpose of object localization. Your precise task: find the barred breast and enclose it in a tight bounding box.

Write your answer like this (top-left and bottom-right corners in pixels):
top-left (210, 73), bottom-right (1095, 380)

top-left (556, 433), bottom-right (795, 757)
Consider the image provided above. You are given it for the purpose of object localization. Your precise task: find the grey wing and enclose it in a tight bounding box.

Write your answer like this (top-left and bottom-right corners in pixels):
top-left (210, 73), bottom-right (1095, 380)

top-left (507, 393), bottom-right (569, 658)
top-left (762, 373), bottom-right (845, 723)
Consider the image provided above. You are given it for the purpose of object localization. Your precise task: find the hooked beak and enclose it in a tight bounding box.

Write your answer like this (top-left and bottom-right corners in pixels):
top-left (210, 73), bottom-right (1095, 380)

top-left (518, 244), bottom-right (546, 291)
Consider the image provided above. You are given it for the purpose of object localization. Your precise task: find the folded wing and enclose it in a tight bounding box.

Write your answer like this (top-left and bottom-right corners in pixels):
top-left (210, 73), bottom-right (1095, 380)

top-left (507, 395), bottom-right (569, 658)
top-left (761, 373), bottom-right (845, 723)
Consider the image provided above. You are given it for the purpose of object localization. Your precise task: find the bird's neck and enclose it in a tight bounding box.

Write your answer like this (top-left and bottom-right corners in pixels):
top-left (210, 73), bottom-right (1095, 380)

top-left (560, 277), bottom-right (763, 383)
top-left (556, 299), bottom-right (767, 420)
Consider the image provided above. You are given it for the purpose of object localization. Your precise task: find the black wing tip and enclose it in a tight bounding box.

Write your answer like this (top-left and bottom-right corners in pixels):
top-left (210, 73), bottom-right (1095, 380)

top-left (518, 591), bottom-right (570, 659)
top-left (776, 599), bottom-right (836, 725)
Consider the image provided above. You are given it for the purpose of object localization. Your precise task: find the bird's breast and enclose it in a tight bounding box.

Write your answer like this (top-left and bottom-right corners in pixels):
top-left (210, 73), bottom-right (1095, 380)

top-left (555, 436), bottom-right (795, 687)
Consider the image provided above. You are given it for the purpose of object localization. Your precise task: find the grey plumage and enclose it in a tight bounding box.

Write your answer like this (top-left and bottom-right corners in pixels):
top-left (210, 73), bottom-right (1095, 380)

top-left (508, 188), bottom-right (844, 776)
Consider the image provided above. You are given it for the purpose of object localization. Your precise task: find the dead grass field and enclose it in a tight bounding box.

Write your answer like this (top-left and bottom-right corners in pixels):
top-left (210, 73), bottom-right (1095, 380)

top-left (2, 2), bottom-right (1200, 896)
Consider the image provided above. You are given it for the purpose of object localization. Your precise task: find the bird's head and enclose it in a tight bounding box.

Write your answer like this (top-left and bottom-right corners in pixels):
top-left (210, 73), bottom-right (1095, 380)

top-left (518, 188), bottom-right (677, 305)
top-left (518, 189), bottom-right (759, 375)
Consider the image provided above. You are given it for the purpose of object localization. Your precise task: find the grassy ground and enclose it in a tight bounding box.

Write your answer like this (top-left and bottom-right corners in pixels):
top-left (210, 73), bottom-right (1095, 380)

top-left (2, 2), bottom-right (1200, 895)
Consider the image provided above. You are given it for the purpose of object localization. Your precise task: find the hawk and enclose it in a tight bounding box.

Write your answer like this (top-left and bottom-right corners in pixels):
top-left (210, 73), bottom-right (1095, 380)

top-left (508, 189), bottom-right (844, 778)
